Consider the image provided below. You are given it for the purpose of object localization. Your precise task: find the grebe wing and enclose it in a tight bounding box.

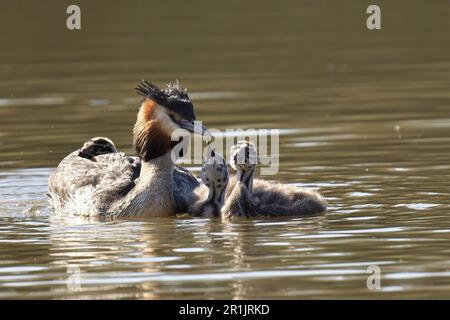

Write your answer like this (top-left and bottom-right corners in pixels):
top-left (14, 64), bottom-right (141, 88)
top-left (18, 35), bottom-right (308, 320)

top-left (48, 152), bottom-right (140, 215)
top-left (172, 165), bottom-right (200, 213)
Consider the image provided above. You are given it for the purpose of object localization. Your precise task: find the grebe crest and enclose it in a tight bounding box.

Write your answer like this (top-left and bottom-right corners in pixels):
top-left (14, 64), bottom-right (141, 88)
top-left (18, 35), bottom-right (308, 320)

top-left (78, 137), bottom-right (117, 160)
top-left (133, 80), bottom-right (208, 162)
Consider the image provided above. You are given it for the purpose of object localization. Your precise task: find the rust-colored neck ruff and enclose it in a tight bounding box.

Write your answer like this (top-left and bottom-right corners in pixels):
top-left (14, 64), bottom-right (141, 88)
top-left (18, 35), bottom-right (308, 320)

top-left (133, 100), bottom-right (173, 162)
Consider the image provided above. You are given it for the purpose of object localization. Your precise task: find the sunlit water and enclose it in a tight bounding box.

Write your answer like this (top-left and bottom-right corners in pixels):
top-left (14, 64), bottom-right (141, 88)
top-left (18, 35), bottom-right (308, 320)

top-left (1, 1), bottom-right (450, 299)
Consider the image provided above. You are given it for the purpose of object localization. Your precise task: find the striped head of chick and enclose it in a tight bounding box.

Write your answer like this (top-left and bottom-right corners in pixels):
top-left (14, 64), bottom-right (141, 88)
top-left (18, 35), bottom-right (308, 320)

top-left (229, 141), bottom-right (258, 174)
top-left (78, 137), bottom-right (118, 160)
top-left (201, 148), bottom-right (229, 202)
top-left (229, 141), bottom-right (258, 192)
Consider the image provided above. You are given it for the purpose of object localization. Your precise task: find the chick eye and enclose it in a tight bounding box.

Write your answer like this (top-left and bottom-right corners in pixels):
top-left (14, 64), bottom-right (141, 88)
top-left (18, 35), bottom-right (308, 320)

top-left (168, 113), bottom-right (176, 121)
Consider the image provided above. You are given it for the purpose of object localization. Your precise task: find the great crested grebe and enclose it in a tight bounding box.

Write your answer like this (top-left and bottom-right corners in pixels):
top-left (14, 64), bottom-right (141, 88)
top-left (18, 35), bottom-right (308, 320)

top-left (48, 80), bottom-right (209, 217)
top-left (190, 141), bottom-right (327, 218)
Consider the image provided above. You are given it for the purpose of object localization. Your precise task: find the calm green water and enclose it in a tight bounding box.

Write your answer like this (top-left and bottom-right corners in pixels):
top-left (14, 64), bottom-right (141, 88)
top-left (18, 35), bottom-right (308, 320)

top-left (1, 1), bottom-right (450, 299)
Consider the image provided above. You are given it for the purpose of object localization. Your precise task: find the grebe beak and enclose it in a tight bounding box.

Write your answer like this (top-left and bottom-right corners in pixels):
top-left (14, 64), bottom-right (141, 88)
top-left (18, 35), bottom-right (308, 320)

top-left (178, 120), bottom-right (212, 139)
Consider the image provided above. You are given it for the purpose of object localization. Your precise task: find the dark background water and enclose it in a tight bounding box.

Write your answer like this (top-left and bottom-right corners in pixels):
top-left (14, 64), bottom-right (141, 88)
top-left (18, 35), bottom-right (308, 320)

top-left (0, 0), bottom-right (450, 299)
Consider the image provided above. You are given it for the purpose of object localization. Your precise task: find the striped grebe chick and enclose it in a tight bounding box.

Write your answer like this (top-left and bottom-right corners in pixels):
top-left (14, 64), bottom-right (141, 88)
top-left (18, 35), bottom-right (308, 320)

top-left (78, 137), bottom-right (118, 160)
top-left (188, 148), bottom-right (229, 217)
top-left (221, 141), bottom-right (257, 217)
top-left (48, 80), bottom-right (209, 217)
top-left (222, 141), bottom-right (327, 218)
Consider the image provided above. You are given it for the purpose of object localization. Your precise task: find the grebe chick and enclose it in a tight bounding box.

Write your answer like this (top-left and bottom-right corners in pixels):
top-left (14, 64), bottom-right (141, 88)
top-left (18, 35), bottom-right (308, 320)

top-left (188, 149), bottom-right (229, 217)
top-left (48, 80), bottom-right (209, 217)
top-left (221, 141), bottom-right (257, 217)
top-left (222, 141), bottom-right (327, 218)
top-left (78, 137), bottom-right (118, 160)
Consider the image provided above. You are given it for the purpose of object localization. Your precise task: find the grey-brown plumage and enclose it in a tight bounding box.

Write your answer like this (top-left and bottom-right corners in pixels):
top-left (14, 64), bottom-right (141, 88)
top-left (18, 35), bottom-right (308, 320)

top-left (48, 80), bottom-right (206, 217)
top-left (48, 146), bottom-right (200, 216)
top-left (221, 141), bottom-right (327, 218)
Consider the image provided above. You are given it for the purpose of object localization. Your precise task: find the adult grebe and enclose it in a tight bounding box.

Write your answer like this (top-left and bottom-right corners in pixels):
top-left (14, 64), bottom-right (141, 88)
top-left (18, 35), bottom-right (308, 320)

top-left (48, 80), bottom-right (209, 217)
top-left (190, 142), bottom-right (327, 218)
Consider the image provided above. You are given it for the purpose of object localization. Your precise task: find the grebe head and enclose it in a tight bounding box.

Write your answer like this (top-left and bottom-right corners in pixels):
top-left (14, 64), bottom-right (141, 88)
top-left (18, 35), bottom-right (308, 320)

top-left (188, 149), bottom-right (228, 217)
top-left (133, 80), bottom-right (209, 161)
top-left (202, 147), bottom-right (229, 201)
top-left (230, 141), bottom-right (257, 193)
top-left (230, 141), bottom-right (258, 173)
top-left (78, 137), bottom-right (118, 159)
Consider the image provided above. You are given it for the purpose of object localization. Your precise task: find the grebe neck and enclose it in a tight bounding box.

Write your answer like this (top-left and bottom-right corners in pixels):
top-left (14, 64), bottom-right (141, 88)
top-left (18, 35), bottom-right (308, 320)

top-left (140, 151), bottom-right (174, 179)
top-left (206, 184), bottom-right (226, 208)
top-left (119, 151), bottom-right (175, 216)
top-left (236, 168), bottom-right (255, 193)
